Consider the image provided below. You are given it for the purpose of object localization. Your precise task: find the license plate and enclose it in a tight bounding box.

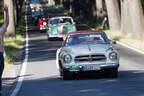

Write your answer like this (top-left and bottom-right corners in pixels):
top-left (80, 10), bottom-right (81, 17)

top-left (83, 65), bottom-right (100, 71)
top-left (69, 66), bottom-right (80, 71)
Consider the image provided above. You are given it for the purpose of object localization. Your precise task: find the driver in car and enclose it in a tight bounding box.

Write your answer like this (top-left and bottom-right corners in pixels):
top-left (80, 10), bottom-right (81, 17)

top-left (68, 36), bottom-right (80, 46)
top-left (93, 37), bottom-right (104, 44)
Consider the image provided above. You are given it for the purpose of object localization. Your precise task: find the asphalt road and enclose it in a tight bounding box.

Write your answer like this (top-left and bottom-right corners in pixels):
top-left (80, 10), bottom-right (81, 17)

top-left (11, 3), bottom-right (144, 96)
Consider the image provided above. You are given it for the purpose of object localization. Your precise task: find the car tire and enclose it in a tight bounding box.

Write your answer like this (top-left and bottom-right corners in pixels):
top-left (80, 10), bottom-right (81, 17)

top-left (111, 69), bottom-right (118, 78)
top-left (47, 36), bottom-right (53, 41)
top-left (40, 30), bottom-right (43, 33)
top-left (60, 69), bottom-right (63, 76)
top-left (106, 68), bottom-right (118, 78)
top-left (62, 69), bottom-right (71, 80)
top-left (59, 62), bottom-right (63, 76)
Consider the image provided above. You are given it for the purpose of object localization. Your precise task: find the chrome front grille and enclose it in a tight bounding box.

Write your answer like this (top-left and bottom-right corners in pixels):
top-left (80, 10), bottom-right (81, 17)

top-left (75, 54), bottom-right (106, 63)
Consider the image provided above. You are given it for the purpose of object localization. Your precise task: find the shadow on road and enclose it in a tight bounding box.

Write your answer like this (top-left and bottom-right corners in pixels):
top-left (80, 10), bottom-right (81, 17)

top-left (25, 31), bottom-right (62, 62)
top-left (15, 70), bottom-right (144, 96)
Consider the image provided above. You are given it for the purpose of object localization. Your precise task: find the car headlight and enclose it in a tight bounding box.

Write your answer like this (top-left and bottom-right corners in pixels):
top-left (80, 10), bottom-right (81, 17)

top-left (63, 54), bottom-right (72, 63)
top-left (72, 26), bottom-right (76, 32)
top-left (48, 28), bottom-right (52, 32)
top-left (109, 52), bottom-right (117, 60)
top-left (43, 22), bottom-right (47, 25)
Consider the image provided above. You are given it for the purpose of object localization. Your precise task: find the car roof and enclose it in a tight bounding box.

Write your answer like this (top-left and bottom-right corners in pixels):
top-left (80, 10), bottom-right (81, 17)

top-left (50, 16), bottom-right (72, 20)
top-left (67, 30), bottom-right (104, 35)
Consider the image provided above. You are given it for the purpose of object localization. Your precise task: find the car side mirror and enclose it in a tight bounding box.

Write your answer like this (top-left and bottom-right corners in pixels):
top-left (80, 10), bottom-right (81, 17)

top-left (112, 40), bottom-right (117, 44)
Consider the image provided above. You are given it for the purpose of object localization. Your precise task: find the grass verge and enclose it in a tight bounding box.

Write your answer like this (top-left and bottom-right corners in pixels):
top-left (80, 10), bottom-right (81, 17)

top-left (0, 18), bottom-right (4, 23)
top-left (3, 11), bottom-right (25, 71)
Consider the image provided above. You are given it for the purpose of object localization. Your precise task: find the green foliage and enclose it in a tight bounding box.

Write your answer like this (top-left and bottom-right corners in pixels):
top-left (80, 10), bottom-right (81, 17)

top-left (4, 7), bottom-right (25, 67)
top-left (0, 19), bottom-right (4, 26)
top-left (141, 0), bottom-right (144, 14)
top-left (16, 17), bottom-right (25, 36)
top-left (4, 34), bottom-right (24, 63)
top-left (0, 19), bottom-right (4, 23)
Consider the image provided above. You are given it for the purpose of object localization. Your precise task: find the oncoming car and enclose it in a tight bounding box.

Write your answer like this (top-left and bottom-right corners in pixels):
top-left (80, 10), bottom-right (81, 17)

top-left (46, 16), bottom-right (76, 40)
top-left (39, 18), bottom-right (48, 33)
top-left (56, 31), bottom-right (119, 80)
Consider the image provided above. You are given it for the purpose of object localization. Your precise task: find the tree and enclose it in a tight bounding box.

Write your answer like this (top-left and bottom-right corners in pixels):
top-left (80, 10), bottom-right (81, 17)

top-left (95, 0), bottom-right (107, 22)
top-left (72, 0), bottom-right (81, 15)
top-left (105, 0), bottom-right (121, 31)
top-left (121, 0), bottom-right (144, 40)
top-left (4, 0), bottom-right (15, 36)
top-left (48, 0), bottom-right (55, 5)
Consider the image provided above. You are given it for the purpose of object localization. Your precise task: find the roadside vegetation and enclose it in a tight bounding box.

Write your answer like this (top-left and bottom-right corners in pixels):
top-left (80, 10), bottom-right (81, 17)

top-left (0, 19), bottom-right (4, 24)
top-left (0, 0), bottom-right (25, 72)
top-left (4, 9), bottom-right (25, 71)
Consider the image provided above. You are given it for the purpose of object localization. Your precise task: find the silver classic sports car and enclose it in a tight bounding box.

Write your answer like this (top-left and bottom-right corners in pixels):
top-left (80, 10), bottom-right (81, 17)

top-left (56, 31), bottom-right (119, 80)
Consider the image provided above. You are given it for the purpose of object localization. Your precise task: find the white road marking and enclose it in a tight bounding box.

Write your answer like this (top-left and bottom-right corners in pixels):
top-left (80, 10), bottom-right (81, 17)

top-left (9, 3), bottom-right (144, 96)
top-left (10, 6), bottom-right (29, 96)
top-left (117, 41), bottom-right (144, 55)
top-left (109, 37), bottom-right (144, 55)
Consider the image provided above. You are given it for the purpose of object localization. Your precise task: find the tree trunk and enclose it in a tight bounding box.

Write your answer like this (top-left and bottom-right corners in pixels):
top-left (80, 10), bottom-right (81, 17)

top-left (121, 0), bottom-right (144, 40)
top-left (96, 0), bottom-right (103, 17)
top-left (129, 0), bottom-right (144, 40)
top-left (121, 0), bottom-right (132, 36)
top-left (105, 0), bottom-right (121, 31)
top-left (72, 0), bottom-right (81, 15)
top-left (14, 0), bottom-right (17, 25)
top-left (48, 0), bottom-right (55, 5)
top-left (4, 0), bottom-right (15, 36)
top-left (95, 0), bottom-right (107, 22)
top-left (60, 0), bottom-right (63, 5)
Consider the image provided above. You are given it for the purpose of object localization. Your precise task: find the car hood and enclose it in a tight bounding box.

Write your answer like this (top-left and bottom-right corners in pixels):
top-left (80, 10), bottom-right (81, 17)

top-left (67, 44), bottom-right (112, 55)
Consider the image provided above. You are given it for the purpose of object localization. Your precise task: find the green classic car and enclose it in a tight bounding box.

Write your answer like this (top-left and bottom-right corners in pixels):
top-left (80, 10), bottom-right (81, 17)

top-left (46, 16), bottom-right (76, 40)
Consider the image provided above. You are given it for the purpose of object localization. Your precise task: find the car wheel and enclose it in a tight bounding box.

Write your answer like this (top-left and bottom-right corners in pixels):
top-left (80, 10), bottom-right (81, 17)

top-left (47, 36), bottom-right (53, 41)
top-left (59, 67), bottom-right (63, 76)
top-left (62, 69), bottom-right (71, 80)
top-left (60, 69), bottom-right (63, 76)
top-left (110, 70), bottom-right (118, 78)
top-left (44, 30), bottom-right (46, 33)
top-left (40, 30), bottom-right (43, 33)
top-left (59, 62), bottom-right (63, 76)
top-left (106, 68), bottom-right (118, 78)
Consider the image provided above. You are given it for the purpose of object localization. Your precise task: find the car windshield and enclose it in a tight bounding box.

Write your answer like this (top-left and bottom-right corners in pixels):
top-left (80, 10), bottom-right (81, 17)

top-left (50, 18), bottom-right (72, 25)
top-left (66, 32), bottom-right (110, 46)
top-left (50, 19), bottom-right (59, 25)
top-left (59, 18), bottom-right (72, 24)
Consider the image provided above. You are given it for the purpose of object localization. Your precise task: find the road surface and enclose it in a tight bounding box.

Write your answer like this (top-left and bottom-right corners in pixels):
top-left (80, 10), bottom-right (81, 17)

top-left (10, 2), bottom-right (144, 96)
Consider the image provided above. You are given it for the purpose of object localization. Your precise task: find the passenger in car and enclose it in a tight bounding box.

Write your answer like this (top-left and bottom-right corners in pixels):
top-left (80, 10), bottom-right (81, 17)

top-left (93, 37), bottom-right (104, 44)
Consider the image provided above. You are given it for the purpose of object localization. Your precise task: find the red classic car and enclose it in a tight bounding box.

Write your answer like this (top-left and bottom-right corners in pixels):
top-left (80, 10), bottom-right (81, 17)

top-left (39, 18), bottom-right (48, 33)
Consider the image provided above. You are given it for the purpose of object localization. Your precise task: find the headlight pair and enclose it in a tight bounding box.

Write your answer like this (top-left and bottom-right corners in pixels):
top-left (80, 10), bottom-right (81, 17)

top-left (63, 54), bottom-right (72, 63)
top-left (109, 52), bottom-right (117, 60)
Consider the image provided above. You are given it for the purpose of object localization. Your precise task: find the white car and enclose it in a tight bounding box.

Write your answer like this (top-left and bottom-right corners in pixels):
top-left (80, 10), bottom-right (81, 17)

top-left (47, 16), bottom-right (76, 40)
top-left (56, 31), bottom-right (119, 80)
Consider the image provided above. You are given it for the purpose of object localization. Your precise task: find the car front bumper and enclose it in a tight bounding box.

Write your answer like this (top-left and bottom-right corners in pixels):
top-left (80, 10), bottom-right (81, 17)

top-left (48, 34), bottom-right (64, 38)
top-left (40, 28), bottom-right (47, 30)
top-left (63, 63), bottom-right (119, 72)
